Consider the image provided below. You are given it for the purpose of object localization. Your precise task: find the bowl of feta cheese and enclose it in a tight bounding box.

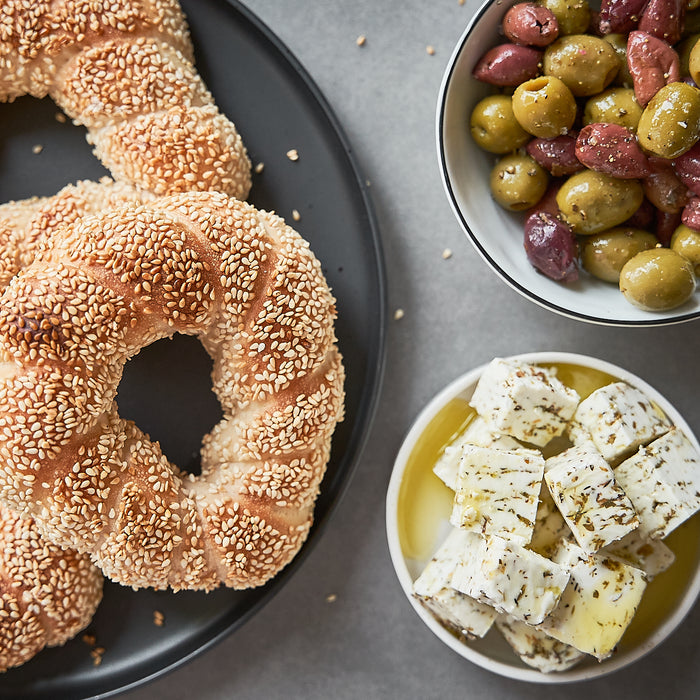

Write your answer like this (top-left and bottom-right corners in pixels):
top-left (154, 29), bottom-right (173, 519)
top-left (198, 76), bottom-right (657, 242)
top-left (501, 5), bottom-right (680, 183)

top-left (386, 352), bottom-right (700, 681)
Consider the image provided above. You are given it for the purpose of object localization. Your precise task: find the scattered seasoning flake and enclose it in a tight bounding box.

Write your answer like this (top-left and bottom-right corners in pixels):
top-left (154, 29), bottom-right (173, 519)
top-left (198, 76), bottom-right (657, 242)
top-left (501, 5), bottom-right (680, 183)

top-left (426, 45), bottom-right (436, 55)
top-left (153, 610), bottom-right (165, 627)
top-left (32, 144), bottom-right (43, 154)
top-left (326, 593), bottom-right (338, 603)
top-left (292, 209), bottom-right (301, 222)
top-left (394, 308), bottom-right (405, 320)
top-left (54, 112), bottom-right (67, 123)
top-left (286, 148), bottom-right (299, 161)
top-left (442, 248), bottom-right (453, 260)
top-left (356, 35), bottom-right (366, 47)
top-left (254, 162), bottom-right (265, 174)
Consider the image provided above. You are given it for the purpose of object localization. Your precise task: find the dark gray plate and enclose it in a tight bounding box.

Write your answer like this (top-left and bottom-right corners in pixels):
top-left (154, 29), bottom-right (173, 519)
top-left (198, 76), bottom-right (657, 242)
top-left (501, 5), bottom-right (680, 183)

top-left (0, 1), bottom-right (385, 697)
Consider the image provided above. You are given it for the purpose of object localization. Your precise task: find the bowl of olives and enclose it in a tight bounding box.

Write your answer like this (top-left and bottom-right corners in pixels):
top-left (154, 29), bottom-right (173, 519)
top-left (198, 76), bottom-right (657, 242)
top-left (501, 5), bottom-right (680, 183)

top-left (437, 0), bottom-right (700, 325)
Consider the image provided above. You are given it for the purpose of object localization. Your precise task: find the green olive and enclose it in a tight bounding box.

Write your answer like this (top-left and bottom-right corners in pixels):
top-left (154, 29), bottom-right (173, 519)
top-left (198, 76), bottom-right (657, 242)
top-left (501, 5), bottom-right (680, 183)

top-left (489, 153), bottom-right (549, 211)
top-left (678, 34), bottom-right (700, 78)
top-left (470, 95), bottom-right (531, 154)
top-left (637, 82), bottom-right (700, 159)
top-left (603, 33), bottom-right (633, 88)
top-left (512, 76), bottom-right (577, 138)
top-left (689, 37), bottom-right (700, 85)
top-left (556, 170), bottom-right (644, 235)
top-left (581, 228), bottom-right (658, 282)
top-left (671, 224), bottom-right (700, 274)
top-left (619, 248), bottom-right (696, 310)
top-left (583, 88), bottom-right (642, 132)
top-left (537, 0), bottom-right (591, 35)
top-left (544, 35), bottom-right (619, 97)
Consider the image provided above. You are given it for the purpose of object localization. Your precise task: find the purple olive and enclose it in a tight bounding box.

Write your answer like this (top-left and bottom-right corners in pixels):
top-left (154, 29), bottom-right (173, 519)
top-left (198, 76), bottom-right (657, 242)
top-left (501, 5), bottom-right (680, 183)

top-left (524, 211), bottom-right (579, 281)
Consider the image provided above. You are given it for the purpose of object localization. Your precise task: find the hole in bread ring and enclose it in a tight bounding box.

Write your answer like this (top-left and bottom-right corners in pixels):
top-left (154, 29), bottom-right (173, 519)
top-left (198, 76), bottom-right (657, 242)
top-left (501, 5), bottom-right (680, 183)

top-left (0, 191), bottom-right (345, 591)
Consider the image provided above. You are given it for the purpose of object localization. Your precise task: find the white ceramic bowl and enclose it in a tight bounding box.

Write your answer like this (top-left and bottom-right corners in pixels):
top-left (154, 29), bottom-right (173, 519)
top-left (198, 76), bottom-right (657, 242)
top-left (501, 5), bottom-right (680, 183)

top-left (436, 0), bottom-right (700, 326)
top-left (386, 352), bottom-right (700, 682)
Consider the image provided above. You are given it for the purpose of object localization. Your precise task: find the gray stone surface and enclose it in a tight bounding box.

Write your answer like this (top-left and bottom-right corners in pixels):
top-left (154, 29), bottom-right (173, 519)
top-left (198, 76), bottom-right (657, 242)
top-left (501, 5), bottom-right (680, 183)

top-left (122, 1), bottom-right (700, 698)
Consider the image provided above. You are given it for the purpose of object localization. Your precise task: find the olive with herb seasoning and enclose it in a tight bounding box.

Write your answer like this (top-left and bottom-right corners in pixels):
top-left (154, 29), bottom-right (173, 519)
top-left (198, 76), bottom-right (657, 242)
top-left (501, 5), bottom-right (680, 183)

top-left (489, 153), bottom-right (549, 211)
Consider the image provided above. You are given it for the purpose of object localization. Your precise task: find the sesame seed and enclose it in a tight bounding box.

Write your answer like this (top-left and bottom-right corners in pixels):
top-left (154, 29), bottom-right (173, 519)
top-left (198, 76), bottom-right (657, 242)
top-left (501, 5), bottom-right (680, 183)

top-left (426, 45), bottom-right (435, 55)
top-left (442, 248), bottom-right (453, 259)
top-left (153, 610), bottom-right (165, 627)
top-left (356, 35), bottom-right (366, 47)
top-left (32, 144), bottom-right (43, 154)
top-left (292, 209), bottom-right (301, 222)
top-left (286, 149), bottom-right (299, 161)
top-left (394, 308), bottom-right (405, 320)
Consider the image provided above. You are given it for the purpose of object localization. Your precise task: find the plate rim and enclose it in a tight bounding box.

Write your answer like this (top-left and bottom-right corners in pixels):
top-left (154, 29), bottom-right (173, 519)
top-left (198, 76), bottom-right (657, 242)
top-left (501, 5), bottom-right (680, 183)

top-left (1, 0), bottom-right (387, 697)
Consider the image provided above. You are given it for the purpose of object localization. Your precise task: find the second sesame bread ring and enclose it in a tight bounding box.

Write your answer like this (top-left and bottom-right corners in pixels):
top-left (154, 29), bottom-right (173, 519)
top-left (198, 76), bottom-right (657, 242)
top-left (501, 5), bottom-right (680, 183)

top-left (0, 191), bottom-right (345, 591)
top-left (1, 1), bottom-right (251, 198)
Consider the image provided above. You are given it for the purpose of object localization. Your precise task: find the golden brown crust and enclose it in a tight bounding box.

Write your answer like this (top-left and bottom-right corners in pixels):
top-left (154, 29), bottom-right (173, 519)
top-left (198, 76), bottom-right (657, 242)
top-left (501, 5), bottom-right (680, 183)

top-left (0, 191), bottom-right (345, 591)
top-left (0, 0), bottom-right (251, 198)
top-left (0, 502), bottom-right (103, 673)
top-left (0, 178), bottom-right (151, 286)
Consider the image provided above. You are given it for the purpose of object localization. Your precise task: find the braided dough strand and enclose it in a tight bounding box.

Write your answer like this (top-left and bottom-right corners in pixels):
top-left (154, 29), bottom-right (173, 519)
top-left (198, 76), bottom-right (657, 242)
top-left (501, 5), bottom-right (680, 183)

top-left (0, 191), bottom-right (345, 590)
top-left (0, 0), bottom-right (251, 198)
top-left (0, 501), bottom-right (102, 672)
top-left (0, 178), bottom-right (152, 287)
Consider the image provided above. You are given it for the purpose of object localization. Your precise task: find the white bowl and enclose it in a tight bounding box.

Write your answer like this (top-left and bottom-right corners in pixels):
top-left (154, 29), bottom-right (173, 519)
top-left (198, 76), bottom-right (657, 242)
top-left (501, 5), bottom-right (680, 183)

top-left (436, 0), bottom-right (700, 326)
top-left (386, 352), bottom-right (700, 682)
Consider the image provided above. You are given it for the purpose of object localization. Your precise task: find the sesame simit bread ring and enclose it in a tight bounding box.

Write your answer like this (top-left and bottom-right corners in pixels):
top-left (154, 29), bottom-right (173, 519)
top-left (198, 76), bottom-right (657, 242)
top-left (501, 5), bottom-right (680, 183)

top-left (0, 501), bottom-right (103, 672)
top-left (0, 0), bottom-right (251, 198)
top-left (0, 190), bottom-right (345, 590)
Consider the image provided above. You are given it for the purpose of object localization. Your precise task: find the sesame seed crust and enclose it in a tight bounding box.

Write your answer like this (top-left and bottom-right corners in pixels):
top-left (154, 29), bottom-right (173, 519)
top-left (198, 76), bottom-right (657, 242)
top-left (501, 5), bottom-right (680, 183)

top-left (0, 501), bottom-right (102, 673)
top-left (0, 0), bottom-right (251, 198)
top-left (0, 189), bottom-right (345, 593)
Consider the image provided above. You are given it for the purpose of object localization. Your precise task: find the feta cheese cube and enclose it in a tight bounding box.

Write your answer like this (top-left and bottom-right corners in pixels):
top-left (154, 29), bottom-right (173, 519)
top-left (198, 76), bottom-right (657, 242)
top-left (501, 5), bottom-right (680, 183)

top-left (602, 529), bottom-right (675, 580)
top-left (412, 528), bottom-right (497, 638)
top-left (571, 381), bottom-right (671, 463)
top-left (452, 533), bottom-right (570, 625)
top-left (538, 542), bottom-right (647, 659)
top-left (496, 616), bottom-right (586, 673)
top-left (450, 444), bottom-right (545, 544)
top-left (433, 416), bottom-right (522, 491)
top-left (615, 426), bottom-right (700, 539)
top-left (544, 442), bottom-right (639, 554)
top-left (469, 358), bottom-right (580, 447)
